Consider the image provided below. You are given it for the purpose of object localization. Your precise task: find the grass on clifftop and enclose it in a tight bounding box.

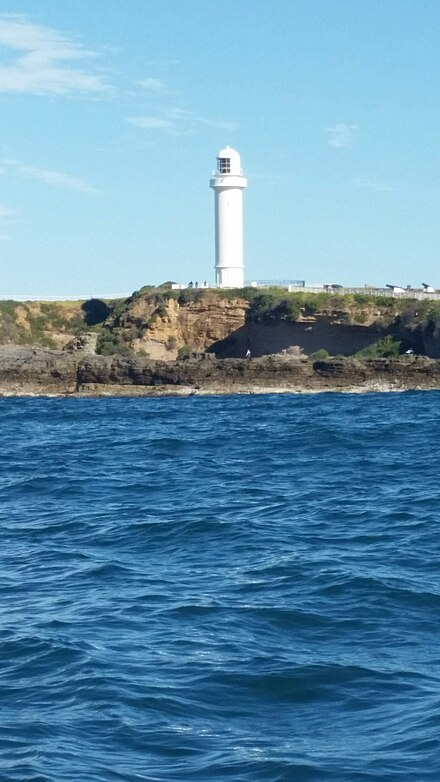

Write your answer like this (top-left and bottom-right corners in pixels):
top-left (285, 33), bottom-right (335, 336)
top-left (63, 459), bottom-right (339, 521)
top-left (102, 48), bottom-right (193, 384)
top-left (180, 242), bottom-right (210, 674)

top-left (123, 283), bottom-right (403, 322)
top-left (0, 297), bottom-right (121, 349)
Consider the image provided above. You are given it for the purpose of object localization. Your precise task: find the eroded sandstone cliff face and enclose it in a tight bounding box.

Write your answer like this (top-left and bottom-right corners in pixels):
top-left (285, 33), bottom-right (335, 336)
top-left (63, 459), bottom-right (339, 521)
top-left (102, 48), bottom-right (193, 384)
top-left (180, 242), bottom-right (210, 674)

top-left (3, 289), bottom-right (440, 360)
top-left (111, 293), bottom-right (248, 359)
top-left (102, 289), bottom-right (428, 360)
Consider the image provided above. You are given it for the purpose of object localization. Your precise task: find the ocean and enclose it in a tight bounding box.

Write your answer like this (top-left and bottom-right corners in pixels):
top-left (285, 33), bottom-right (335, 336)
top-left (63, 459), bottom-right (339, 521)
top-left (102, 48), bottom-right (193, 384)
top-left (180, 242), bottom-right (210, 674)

top-left (1, 392), bottom-right (440, 781)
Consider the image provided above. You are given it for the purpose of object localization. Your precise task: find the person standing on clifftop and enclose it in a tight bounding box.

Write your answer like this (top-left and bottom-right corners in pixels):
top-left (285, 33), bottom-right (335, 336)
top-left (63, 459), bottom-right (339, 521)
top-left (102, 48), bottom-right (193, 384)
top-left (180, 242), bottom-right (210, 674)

top-left (246, 349), bottom-right (251, 358)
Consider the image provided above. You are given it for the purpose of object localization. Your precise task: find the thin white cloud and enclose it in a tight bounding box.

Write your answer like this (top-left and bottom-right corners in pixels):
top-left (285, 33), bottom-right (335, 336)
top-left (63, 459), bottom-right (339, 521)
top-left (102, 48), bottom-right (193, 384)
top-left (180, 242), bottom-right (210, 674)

top-left (2, 158), bottom-right (97, 194)
top-left (0, 203), bottom-right (18, 221)
top-left (0, 203), bottom-right (18, 238)
top-left (127, 107), bottom-right (237, 134)
top-left (143, 60), bottom-right (179, 67)
top-left (327, 123), bottom-right (357, 148)
top-left (126, 116), bottom-right (174, 129)
top-left (137, 78), bottom-right (168, 93)
top-left (198, 117), bottom-right (237, 130)
top-left (18, 165), bottom-right (97, 193)
top-left (0, 13), bottom-right (110, 95)
top-left (168, 107), bottom-right (237, 130)
top-left (355, 177), bottom-right (393, 192)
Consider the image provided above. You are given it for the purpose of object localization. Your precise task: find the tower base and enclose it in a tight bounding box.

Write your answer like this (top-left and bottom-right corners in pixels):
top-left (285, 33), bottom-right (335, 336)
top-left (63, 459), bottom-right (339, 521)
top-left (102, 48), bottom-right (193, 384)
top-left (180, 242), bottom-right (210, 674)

top-left (216, 267), bottom-right (244, 288)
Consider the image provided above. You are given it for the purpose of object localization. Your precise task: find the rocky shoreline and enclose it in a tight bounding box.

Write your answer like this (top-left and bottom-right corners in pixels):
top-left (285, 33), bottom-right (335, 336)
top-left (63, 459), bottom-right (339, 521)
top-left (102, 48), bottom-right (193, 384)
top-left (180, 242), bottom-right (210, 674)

top-left (1, 346), bottom-right (440, 397)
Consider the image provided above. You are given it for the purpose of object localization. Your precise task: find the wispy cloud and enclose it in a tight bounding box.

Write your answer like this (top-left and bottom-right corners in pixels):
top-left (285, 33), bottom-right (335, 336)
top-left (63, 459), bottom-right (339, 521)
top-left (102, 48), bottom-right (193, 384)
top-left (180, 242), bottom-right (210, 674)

top-left (127, 116), bottom-right (174, 129)
top-left (0, 203), bottom-right (18, 221)
top-left (0, 203), bottom-right (19, 239)
top-left (169, 107), bottom-right (237, 130)
top-left (354, 177), bottom-right (393, 192)
top-left (327, 123), bottom-right (357, 148)
top-left (18, 165), bottom-right (97, 193)
top-left (137, 77), bottom-right (169, 94)
top-left (142, 60), bottom-right (179, 67)
top-left (0, 13), bottom-right (110, 95)
top-left (2, 159), bottom-right (97, 194)
top-left (127, 107), bottom-right (237, 134)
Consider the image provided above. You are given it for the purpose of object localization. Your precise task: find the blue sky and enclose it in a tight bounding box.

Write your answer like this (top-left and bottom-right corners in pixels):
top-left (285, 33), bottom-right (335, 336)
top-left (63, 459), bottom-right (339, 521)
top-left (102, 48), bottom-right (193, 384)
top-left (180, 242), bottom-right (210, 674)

top-left (0, 0), bottom-right (438, 295)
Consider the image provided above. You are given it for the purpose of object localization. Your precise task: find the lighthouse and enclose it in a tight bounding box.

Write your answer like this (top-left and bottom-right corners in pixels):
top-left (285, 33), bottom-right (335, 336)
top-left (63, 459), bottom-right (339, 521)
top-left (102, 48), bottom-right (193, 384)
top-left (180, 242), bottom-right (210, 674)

top-left (210, 146), bottom-right (247, 288)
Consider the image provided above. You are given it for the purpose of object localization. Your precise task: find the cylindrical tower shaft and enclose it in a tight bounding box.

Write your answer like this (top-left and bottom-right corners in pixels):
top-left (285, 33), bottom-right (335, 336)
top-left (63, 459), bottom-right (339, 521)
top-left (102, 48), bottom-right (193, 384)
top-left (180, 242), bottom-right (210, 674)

top-left (210, 147), bottom-right (247, 288)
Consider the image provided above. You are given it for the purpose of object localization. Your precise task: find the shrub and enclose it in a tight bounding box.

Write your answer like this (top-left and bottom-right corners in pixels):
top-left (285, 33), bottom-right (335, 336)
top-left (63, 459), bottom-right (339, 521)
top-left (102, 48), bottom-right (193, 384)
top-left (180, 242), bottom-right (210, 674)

top-left (300, 292), bottom-right (329, 314)
top-left (248, 293), bottom-right (277, 319)
top-left (96, 330), bottom-right (131, 356)
top-left (0, 300), bottom-right (18, 318)
top-left (310, 349), bottom-right (330, 360)
top-left (177, 345), bottom-right (190, 360)
top-left (155, 303), bottom-right (168, 319)
top-left (375, 296), bottom-right (398, 308)
top-left (271, 299), bottom-right (301, 322)
top-left (248, 293), bottom-right (300, 322)
top-left (355, 335), bottom-right (401, 358)
top-left (418, 302), bottom-right (440, 336)
top-left (177, 288), bottom-right (205, 305)
top-left (352, 293), bottom-right (373, 305)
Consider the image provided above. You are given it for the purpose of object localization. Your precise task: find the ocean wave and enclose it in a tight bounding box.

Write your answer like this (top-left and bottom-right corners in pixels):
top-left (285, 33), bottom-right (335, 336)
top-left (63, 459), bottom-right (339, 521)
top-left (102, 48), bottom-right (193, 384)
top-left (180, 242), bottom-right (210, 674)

top-left (2, 393), bottom-right (440, 780)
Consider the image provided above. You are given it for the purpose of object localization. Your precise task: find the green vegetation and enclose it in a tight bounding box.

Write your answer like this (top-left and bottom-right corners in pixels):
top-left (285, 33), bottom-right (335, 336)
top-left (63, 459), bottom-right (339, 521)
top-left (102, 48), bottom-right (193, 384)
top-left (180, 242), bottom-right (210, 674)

top-left (0, 300), bottom-right (20, 344)
top-left (0, 299), bottom-right (84, 347)
top-left (96, 330), bottom-right (131, 356)
top-left (418, 301), bottom-right (440, 335)
top-left (0, 300), bottom-right (19, 318)
top-left (0, 297), bottom-right (118, 350)
top-left (248, 293), bottom-right (301, 322)
top-left (209, 287), bottom-right (401, 323)
top-left (310, 349), bottom-right (330, 360)
top-left (177, 345), bottom-right (191, 360)
top-left (176, 288), bottom-right (205, 305)
top-left (354, 335), bottom-right (401, 358)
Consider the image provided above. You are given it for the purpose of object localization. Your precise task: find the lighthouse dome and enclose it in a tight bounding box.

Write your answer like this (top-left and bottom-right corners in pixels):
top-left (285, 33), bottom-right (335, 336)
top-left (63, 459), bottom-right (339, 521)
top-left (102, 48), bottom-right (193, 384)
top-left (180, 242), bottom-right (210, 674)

top-left (216, 146), bottom-right (242, 175)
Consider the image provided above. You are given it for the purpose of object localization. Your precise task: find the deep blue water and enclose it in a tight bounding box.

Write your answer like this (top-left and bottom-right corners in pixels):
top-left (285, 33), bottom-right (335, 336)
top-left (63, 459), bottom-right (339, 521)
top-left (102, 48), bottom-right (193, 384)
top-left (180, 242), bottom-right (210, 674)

top-left (1, 392), bottom-right (440, 781)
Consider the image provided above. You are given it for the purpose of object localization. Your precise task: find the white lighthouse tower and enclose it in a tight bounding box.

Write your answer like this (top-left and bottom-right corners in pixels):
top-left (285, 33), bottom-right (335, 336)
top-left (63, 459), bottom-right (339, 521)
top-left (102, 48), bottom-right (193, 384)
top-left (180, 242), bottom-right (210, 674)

top-left (210, 146), bottom-right (247, 288)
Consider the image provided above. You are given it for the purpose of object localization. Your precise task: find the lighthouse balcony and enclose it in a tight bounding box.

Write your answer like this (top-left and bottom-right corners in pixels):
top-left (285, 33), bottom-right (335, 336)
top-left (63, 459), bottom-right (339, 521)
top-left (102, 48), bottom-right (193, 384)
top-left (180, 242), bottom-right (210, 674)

top-left (210, 175), bottom-right (247, 189)
top-left (212, 167), bottom-right (244, 176)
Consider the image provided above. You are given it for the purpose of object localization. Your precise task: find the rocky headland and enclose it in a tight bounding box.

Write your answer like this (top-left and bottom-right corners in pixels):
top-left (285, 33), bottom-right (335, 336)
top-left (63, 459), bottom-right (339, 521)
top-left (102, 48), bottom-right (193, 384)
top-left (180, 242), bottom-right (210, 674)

top-left (2, 286), bottom-right (440, 360)
top-left (2, 286), bottom-right (440, 395)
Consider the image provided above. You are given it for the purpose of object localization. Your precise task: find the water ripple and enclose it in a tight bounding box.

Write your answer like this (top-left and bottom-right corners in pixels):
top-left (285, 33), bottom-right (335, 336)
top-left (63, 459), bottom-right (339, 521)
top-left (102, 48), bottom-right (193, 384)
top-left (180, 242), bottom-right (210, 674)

top-left (1, 392), bottom-right (440, 780)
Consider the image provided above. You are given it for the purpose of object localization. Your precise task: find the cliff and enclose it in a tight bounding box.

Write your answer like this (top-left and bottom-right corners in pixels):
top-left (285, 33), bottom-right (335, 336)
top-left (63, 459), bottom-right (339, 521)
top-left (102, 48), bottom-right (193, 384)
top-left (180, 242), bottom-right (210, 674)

top-left (2, 287), bottom-right (440, 361)
top-left (108, 291), bottom-right (247, 359)
top-left (97, 287), bottom-right (440, 360)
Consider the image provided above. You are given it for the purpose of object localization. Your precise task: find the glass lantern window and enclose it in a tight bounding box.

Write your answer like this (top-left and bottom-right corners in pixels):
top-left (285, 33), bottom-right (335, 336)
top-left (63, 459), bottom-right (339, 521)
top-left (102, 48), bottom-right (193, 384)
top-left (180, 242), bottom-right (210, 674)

top-left (218, 158), bottom-right (231, 173)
